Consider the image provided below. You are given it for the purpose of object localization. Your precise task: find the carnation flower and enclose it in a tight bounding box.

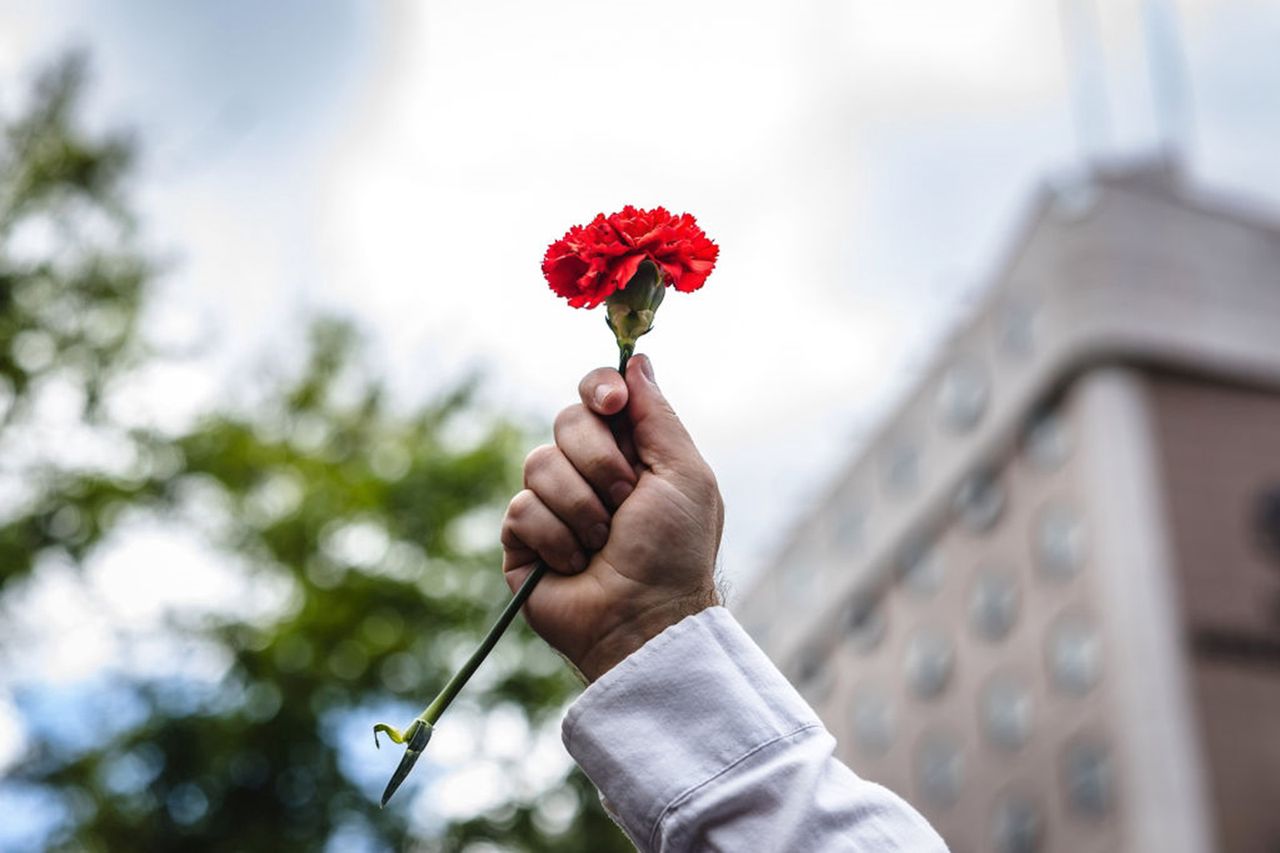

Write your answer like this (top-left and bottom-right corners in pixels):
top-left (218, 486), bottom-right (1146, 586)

top-left (542, 205), bottom-right (719, 309)
top-left (542, 205), bottom-right (718, 369)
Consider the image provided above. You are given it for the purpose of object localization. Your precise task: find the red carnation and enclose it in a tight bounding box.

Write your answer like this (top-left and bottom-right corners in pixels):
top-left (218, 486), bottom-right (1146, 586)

top-left (542, 205), bottom-right (718, 309)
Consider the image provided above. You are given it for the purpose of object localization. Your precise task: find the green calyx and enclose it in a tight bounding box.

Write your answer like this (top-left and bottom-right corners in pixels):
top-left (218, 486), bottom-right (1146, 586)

top-left (605, 259), bottom-right (666, 363)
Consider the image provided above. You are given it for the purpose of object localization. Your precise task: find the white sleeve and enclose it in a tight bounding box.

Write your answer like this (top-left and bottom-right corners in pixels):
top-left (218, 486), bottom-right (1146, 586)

top-left (561, 606), bottom-right (948, 852)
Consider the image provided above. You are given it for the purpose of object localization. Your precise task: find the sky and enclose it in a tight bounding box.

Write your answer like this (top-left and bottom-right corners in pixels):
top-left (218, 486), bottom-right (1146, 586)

top-left (2, 0), bottom-right (1280, 836)
top-left (3, 0), bottom-right (1279, 585)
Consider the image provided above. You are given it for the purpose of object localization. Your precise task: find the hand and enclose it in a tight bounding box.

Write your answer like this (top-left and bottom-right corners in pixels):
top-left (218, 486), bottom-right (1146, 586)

top-left (501, 354), bottom-right (723, 682)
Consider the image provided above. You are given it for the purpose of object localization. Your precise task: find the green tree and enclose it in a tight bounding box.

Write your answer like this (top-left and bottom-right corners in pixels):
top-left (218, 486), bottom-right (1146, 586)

top-left (0, 55), bottom-right (632, 852)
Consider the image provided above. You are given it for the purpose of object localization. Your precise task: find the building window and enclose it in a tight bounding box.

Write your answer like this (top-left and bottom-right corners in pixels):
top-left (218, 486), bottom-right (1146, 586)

top-left (916, 732), bottom-right (964, 808)
top-left (1034, 503), bottom-right (1087, 581)
top-left (980, 675), bottom-right (1034, 750)
top-left (991, 794), bottom-right (1043, 853)
top-left (1047, 613), bottom-right (1102, 695)
top-left (882, 440), bottom-right (921, 497)
top-left (905, 628), bottom-right (955, 700)
top-left (898, 538), bottom-right (944, 599)
top-left (1024, 407), bottom-right (1072, 471)
top-left (954, 469), bottom-right (1006, 533)
top-left (844, 598), bottom-right (887, 654)
top-left (997, 297), bottom-right (1039, 359)
top-left (1062, 738), bottom-right (1114, 818)
top-left (936, 358), bottom-right (990, 433)
top-left (969, 567), bottom-right (1020, 642)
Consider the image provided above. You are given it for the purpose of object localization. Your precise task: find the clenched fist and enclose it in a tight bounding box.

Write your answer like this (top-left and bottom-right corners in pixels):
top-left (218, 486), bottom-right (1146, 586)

top-left (501, 354), bottom-right (723, 682)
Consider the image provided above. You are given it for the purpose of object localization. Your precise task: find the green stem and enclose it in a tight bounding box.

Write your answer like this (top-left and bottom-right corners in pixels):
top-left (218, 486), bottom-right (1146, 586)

top-left (412, 560), bottom-right (549, 727)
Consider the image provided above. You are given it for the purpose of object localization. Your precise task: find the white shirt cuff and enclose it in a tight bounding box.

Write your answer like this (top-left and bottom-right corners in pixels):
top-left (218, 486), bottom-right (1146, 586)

top-left (560, 606), bottom-right (821, 844)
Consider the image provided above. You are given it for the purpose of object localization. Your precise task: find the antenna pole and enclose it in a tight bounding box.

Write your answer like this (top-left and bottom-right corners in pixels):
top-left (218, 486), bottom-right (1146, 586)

top-left (1059, 0), bottom-right (1113, 164)
top-left (1142, 0), bottom-right (1194, 167)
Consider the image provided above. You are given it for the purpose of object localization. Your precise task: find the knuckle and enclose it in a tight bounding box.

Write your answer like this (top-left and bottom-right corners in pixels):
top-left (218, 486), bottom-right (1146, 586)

top-left (553, 404), bottom-right (586, 436)
top-left (596, 447), bottom-right (631, 480)
top-left (701, 462), bottom-right (720, 492)
top-left (571, 491), bottom-right (603, 522)
top-left (523, 444), bottom-right (556, 474)
top-left (499, 518), bottom-right (519, 549)
top-left (506, 489), bottom-right (537, 520)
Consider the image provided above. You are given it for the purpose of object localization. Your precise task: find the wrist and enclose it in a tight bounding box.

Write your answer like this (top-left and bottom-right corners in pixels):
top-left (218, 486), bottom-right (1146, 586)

top-left (577, 587), bottom-right (719, 682)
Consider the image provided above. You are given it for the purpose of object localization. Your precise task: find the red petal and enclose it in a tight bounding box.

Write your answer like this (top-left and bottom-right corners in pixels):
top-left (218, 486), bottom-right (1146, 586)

top-left (610, 253), bottom-right (645, 293)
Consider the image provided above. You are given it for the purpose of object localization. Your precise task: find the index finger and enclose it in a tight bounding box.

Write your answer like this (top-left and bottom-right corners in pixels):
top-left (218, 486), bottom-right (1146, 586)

top-left (578, 367), bottom-right (629, 416)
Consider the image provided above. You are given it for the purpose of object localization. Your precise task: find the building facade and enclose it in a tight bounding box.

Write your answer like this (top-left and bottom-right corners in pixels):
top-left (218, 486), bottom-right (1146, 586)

top-left (734, 161), bottom-right (1280, 853)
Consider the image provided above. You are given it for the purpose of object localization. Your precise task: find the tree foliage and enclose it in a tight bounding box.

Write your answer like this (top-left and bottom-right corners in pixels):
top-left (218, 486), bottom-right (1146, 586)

top-left (0, 56), bottom-right (631, 852)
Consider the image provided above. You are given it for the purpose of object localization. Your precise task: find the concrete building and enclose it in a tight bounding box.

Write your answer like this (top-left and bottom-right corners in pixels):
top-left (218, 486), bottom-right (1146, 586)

top-left (734, 160), bottom-right (1280, 853)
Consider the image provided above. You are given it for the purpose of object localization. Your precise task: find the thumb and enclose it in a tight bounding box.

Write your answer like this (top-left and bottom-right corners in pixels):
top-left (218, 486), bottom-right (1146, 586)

top-left (624, 354), bottom-right (699, 471)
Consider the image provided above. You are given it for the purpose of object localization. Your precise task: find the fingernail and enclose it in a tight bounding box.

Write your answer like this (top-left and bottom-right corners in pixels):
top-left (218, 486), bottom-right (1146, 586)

top-left (588, 523), bottom-right (609, 551)
top-left (571, 552), bottom-right (588, 572)
top-left (593, 384), bottom-right (613, 409)
top-left (610, 481), bottom-right (634, 507)
top-left (638, 356), bottom-right (655, 383)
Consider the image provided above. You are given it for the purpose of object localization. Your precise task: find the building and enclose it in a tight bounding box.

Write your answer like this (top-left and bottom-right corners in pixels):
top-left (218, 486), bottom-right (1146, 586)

top-left (734, 160), bottom-right (1280, 853)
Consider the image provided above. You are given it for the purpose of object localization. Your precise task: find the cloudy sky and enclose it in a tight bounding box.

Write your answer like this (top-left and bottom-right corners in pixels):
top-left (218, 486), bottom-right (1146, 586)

top-left (2, 0), bottom-right (1279, 833)
top-left (4, 0), bottom-right (1279, 589)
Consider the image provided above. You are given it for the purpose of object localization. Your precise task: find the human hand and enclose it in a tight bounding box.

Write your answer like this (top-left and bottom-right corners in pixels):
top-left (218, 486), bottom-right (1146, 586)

top-left (501, 354), bottom-right (723, 682)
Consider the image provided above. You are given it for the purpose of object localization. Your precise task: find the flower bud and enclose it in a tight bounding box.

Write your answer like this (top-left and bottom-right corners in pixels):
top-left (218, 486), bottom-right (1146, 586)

top-left (605, 260), bottom-right (666, 359)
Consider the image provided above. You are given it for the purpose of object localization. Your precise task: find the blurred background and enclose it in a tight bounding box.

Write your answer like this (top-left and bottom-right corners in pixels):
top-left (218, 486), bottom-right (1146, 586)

top-left (0, 1), bottom-right (1277, 851)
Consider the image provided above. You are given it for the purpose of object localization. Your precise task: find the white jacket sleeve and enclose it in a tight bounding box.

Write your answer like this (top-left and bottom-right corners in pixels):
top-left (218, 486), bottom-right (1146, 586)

top-left (561, 606), bottom-right (948, 852)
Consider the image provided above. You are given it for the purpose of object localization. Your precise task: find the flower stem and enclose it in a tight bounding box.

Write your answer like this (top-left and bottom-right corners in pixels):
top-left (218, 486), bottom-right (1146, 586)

top-left (420, 560), bottom-right (548, 726)
top-left (375, 560), bottom-right (549, 805)
top-left (376, 348), bottom-right (633, 806)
